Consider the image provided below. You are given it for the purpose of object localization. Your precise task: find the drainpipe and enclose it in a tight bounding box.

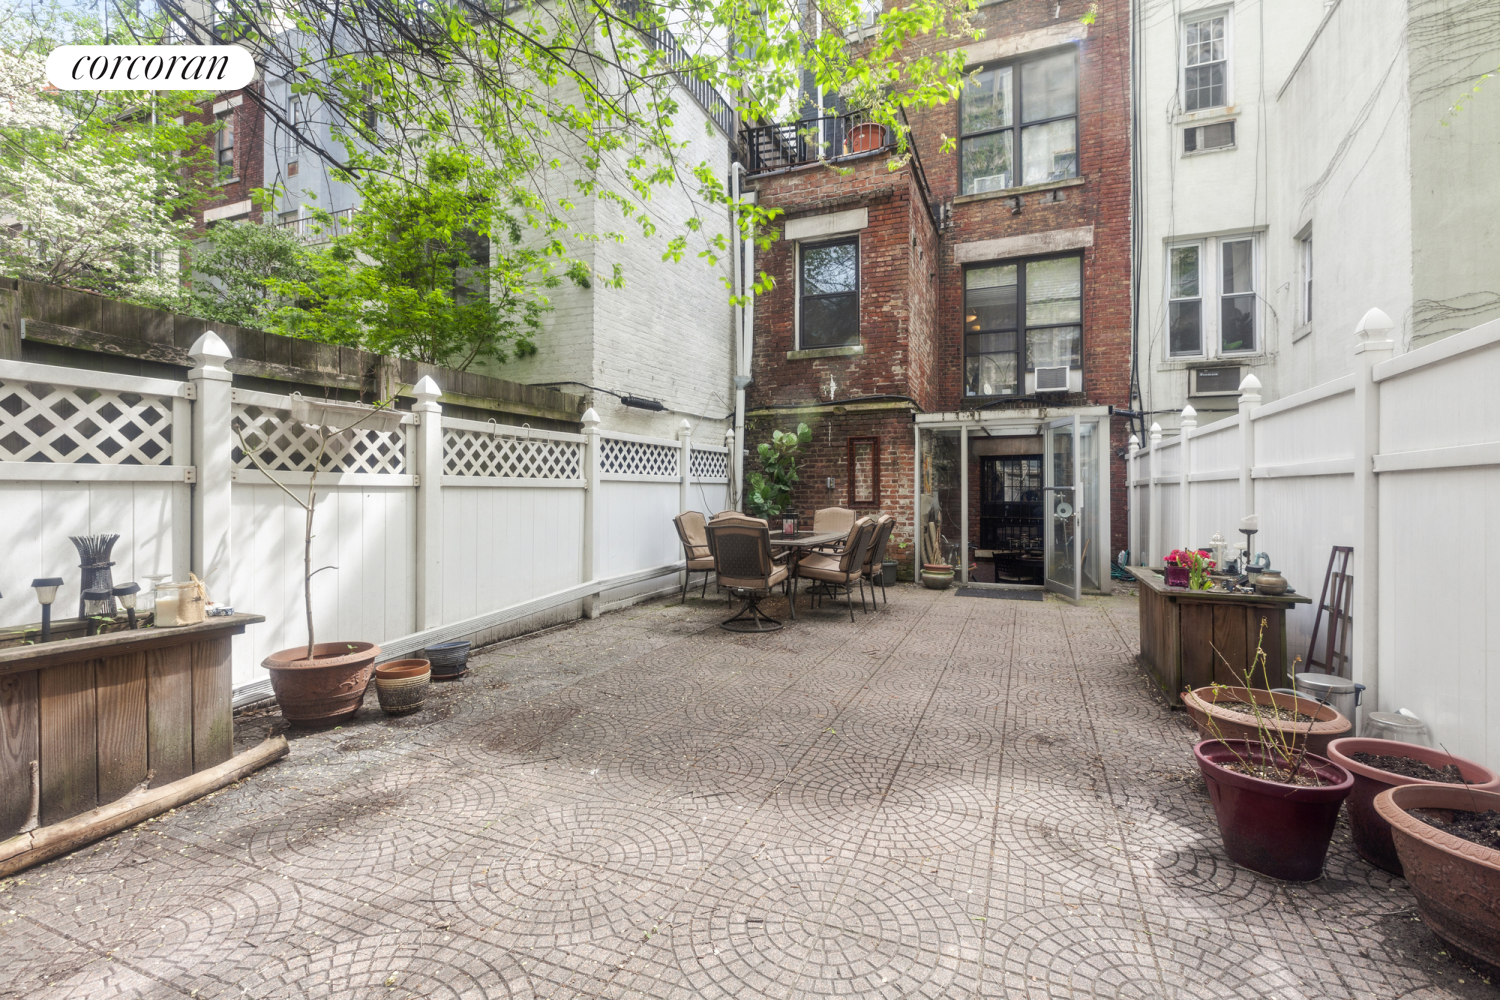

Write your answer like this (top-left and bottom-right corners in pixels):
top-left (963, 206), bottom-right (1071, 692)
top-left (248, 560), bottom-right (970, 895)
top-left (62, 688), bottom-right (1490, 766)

top-left (730, 162), bottom-right (756, 510)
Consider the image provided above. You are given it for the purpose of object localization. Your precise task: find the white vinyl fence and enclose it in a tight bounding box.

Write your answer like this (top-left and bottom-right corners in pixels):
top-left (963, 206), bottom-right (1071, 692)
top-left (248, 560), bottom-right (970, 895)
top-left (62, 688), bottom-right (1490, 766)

top-left (1129, 309), bottom-right (1500, 768)
top-left (0, 333), bottom-right (729, 697)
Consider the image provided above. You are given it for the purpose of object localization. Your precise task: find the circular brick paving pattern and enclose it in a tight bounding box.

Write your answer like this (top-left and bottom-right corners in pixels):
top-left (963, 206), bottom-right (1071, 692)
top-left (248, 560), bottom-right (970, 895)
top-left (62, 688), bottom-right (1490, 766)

top-left (241, 930), bottom-right (534, 998)
top-left (677, 850), bottom-right (979, 999)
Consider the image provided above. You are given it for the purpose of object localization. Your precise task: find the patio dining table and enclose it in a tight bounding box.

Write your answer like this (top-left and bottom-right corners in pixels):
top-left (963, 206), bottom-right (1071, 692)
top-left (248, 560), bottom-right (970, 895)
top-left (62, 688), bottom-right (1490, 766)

top-left (768, 530), bottom-right (850, 614)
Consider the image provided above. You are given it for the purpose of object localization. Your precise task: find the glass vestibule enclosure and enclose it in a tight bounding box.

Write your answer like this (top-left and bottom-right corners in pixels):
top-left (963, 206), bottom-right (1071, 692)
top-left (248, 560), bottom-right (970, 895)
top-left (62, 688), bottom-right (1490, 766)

top-left (915, 412), bottom-right (1109, 594)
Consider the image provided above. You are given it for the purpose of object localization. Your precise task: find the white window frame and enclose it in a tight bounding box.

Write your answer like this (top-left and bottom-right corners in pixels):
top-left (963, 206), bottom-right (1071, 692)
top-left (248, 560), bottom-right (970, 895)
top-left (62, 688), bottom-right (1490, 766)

top-left (1180, 9), bottom-right (1232, 114)
top-left (1164, 233), bottom-right (1261, 359)
top-left (1300, 230), bottom-right (1314, 326)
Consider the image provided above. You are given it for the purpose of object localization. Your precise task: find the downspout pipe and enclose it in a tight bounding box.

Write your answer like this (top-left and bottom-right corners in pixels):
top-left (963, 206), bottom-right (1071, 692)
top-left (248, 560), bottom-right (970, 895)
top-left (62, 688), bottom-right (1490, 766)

top-left (730, 163), bottom-right (756, 511)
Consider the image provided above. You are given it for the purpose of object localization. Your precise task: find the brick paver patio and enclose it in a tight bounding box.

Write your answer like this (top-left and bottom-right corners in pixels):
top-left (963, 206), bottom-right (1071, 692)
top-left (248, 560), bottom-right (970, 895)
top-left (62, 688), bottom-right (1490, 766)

top-left (0, 585), bottom-right (1491, 998)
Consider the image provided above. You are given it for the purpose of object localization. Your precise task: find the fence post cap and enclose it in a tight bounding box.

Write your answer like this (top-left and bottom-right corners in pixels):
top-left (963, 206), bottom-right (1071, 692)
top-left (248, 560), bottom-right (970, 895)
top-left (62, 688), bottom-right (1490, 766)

top-left (581, 407), bottom-right (601, 428)
top-left (724, 427), bottom-right (735, 442)
top-left (679, 418), bottom-right (693, 434)
top-left (187, 331), bottom-right (232, 365)
top-left (411, 375), bottom-right (442, 402)
top-left (1181, 404), bottom-right (1197, 421)
top-left (1238, 372), bottom-right (1262, 393)
top-left (1127, 433), bottom-right (1139, 448)
top-left (1355, 306), bottom-right (1395, 341)
top-left (1149, 422), bottom-right (1162, 442)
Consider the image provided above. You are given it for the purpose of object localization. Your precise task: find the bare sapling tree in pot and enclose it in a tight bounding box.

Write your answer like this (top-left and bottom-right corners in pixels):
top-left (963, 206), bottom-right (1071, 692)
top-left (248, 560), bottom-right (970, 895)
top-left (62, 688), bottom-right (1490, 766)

top-left (1192, 619), bottom-right (1355, 881)
top-left (236, 393), bottom-right (404, 727)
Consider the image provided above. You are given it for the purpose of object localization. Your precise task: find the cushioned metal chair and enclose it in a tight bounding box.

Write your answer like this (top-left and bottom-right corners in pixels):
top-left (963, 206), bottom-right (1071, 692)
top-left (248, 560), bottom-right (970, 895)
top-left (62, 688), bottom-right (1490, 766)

top-left (860, 514), bottom-right (897, 606)
top-left (706, 520), bottom-right (792, 632)
top-left (812, 506), bottom-right (857, 535)
top-left (673, 511), bottom-right (715, 604)
top-left (794, 517), bottom-right (876, 622)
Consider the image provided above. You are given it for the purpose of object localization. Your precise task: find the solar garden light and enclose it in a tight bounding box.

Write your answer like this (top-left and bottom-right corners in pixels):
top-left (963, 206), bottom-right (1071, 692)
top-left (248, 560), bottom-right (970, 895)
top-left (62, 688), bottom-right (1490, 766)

top-left (82, 588), bottom-right (113, 636)
top-left (31, 578), bottom-right (63, 642)
top-left (113, 582), bottom-right (141, 629)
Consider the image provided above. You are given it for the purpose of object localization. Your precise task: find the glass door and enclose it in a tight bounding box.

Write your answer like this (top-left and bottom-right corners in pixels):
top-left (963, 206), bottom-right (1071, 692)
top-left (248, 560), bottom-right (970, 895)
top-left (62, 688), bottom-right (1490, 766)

top-left (1043, 415), bottom-right (1082, 603)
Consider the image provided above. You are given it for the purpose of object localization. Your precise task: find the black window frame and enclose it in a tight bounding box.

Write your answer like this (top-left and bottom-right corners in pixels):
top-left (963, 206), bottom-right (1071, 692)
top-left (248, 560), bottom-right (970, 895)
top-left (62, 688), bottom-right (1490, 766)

top-left (797, 236), bottom-right (861, 350)
top-left (962, 251), bottom-right (1085, 399)
top-left (959, 46), bottom-right (1080, 196)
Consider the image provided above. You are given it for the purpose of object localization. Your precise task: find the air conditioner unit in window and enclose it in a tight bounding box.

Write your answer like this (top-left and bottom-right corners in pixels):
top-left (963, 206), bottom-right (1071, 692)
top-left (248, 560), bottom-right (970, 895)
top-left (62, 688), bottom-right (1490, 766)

top-left (1035, 366), bottom-right (1069, 392)
top-left (1190, 366), bottom-right (1242, 396)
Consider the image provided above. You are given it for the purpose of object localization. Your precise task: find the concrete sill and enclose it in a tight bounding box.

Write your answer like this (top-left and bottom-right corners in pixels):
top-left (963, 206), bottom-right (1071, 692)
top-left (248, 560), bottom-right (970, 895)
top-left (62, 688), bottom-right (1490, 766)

top-left (1173, 107), bottom-right (1239, 127)
top-left (954, 177), bottom-right (1084, 205)
top-left (787, 345), bottom-right (864, 360)
top-left (1292, 322), bottom-right (1314, 343)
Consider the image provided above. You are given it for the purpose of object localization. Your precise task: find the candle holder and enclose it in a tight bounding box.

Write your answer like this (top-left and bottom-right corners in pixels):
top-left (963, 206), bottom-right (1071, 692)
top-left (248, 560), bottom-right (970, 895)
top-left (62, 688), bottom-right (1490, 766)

top-left (31, 577), bottom-right (63, 642)
top-left (70, 534), bottom-right (120, 619)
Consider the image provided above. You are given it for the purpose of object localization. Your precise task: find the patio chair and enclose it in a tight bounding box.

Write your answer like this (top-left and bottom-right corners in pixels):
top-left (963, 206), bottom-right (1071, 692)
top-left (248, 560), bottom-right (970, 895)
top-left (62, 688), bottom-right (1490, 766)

top-left (706, 520), bottom-right (792, 632)
top-left (794, 517), bottom-right (877, 622)
top-left (673, 511), bottom-right (715, 604)
top-left (812, 506), bottom-right (857, 535)
top-left (860, 514), bottom-right (897, 606)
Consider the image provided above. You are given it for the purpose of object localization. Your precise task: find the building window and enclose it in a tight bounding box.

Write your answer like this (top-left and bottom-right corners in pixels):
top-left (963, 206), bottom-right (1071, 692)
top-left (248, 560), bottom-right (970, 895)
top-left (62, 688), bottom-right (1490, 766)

top-left (215, 110), bottom-right (235, 175)
top-left (960, 48), bottom-right (1078, 194)
top-left (963, 254), bottom-right (1082, 397)
top-left (798, 238), bottom-right (859, 349)
top-left (1166, 235), bottom-right (1258, 358)
top-left (1184, 120), bottom-right (1234, 153)
top-left (1183, 14), bottom-right (1227, 112)
top-left (283, 96), bottom-right (303, 168)
top-left (1301, 231), bottom-right (1313, 324)
top-left (847, 437), bottom-right (880, 506)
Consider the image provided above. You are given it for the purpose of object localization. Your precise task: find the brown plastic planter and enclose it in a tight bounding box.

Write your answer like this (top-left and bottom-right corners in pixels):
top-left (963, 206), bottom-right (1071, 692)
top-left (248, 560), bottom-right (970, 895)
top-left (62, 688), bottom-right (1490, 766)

top-left (1327, 737), bottom-right (1500, 876)
top-left (1195, 739), bottom-right (1353, 881)
top-left (1377, 784), bottom-right (1500, 972)
top-left (262, 641), bottom-right (380, 727)
top-left (374, 659), bottom-right (431, 715)
top-left (1184, 685), bottom-right (1350, 757)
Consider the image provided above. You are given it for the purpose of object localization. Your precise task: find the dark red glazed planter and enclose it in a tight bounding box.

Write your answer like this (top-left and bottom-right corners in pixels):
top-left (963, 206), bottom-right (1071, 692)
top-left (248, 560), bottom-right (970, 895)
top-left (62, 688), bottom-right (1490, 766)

top-left (1377, 784), bottom-right (1500, 972)
top-left (1327, 737), bottom-right (1500, 876)
top-left (263, 641), bottom-right (381, 727)
top-left (1194, 739), bottom-right (1354, 881)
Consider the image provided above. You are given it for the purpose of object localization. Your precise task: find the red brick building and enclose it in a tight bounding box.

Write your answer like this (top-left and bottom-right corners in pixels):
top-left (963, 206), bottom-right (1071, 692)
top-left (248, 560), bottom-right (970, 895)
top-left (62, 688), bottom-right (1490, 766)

top-left (185, 84), bottom-right (266, 229)
top-left (743, 1), bottom-right (1129, 597)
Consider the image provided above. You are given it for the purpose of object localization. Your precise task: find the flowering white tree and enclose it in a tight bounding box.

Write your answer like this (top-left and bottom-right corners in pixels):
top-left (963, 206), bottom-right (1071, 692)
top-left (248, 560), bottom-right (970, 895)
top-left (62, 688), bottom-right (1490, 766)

top-left (0, 47), bottom-right (204, 297)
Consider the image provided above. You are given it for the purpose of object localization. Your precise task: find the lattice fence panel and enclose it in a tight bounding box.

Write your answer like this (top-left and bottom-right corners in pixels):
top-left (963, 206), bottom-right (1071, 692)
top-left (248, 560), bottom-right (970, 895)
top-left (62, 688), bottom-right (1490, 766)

top-left (599, 437), bottom-right (680, 477)
top-left (690, 448), bottom-right (729, 480)
top-left (232, 404), bottom-right (407, 474)
top-left (0, 379), bottom-right (174, 464)
top-left (443, 428), bottom-right (584, 480)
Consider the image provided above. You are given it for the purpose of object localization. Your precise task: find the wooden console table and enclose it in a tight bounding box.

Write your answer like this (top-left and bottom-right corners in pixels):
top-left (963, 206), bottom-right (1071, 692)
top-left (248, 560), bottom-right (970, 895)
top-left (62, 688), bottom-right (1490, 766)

top-left (0, 614), bottom-right (263, 838)
top-left (1125, 567), bottom-right (1309, 705)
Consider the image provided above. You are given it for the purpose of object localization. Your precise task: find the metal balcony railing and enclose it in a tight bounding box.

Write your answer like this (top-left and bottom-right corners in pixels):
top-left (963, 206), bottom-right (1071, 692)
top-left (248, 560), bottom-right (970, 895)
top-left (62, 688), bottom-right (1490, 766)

top-left (741, 111), bottom-right (890, 174)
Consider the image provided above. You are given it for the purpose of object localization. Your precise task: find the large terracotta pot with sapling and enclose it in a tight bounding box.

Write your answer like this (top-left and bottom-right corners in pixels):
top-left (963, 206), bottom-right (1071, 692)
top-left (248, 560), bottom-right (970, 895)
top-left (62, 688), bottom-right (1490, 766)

top-left (1376, 784), bottom-right (1500, 972)
top-left (241, 390), bottom-right (408, 727)
top-left (1327, 737), bottom-right (1500, 876)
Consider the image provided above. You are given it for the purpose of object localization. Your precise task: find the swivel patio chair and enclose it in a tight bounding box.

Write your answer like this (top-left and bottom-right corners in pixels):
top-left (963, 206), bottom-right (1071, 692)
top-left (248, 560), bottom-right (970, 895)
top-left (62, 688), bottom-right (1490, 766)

top-left (811, 506), bottom-right (857, 553)
top-left (706, 520), bottom-right (793, 632)
top-left (794, 517), bottom-right (876, 622)
top-left (860, 514), bottom-right (897, 606)
top-left (673, 511), bottom-right (716, 604)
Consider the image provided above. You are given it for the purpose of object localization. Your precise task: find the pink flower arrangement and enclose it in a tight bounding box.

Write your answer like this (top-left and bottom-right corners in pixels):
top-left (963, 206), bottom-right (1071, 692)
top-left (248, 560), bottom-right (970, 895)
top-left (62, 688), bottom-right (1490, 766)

top-left (1165, 549), bottom-right (1217, 589)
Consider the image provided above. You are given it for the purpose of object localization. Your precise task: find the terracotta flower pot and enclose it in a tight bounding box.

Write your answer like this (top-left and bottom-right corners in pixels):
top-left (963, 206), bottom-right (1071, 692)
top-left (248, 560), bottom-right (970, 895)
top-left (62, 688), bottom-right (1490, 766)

top-left (262, 641), bottom-right (380, 727)
top-left (920, 564), bottom-right (954, 590)
top-left (1376, 784), bottom-right (1500, 971)
top-left (1328, 738), bottom-right (1500, 876)
top-left (847, 122), bottom-right (886, 153)
top-left (1184, 685), bottom-right (1351, 757)
top-left (374, 659), bottom-right (431, 716)
top-left (1194, 739), bottom-right (1354, 881)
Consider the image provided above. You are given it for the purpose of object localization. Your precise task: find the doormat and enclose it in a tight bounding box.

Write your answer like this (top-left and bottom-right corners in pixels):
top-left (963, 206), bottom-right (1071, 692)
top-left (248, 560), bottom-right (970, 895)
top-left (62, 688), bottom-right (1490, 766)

top-left (955, 587), bottom-right (1044, 601)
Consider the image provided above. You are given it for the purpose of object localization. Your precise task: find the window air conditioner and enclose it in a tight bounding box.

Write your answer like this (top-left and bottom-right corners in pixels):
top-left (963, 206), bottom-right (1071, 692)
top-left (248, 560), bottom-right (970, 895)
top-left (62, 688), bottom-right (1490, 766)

top-left (1190, 366), bottom-right (1242, 397)
top-left (1035, 366), bottom-right (1069, 392)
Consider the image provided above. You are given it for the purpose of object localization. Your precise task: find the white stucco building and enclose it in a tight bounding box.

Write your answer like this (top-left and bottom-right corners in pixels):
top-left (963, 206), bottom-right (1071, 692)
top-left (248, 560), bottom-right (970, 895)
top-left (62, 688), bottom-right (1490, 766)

top-left (1133, 0), bottom-right (1500, 431)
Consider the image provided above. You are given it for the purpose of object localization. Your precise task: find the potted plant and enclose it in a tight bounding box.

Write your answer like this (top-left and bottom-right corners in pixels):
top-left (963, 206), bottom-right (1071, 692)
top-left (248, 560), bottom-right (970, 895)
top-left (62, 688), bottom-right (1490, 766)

top-left (1183, 630), bottom-right (1351, 756)
top-left (374, 659), bottom-right (432, 715)
top-left (746, 423), bottom-right (812, 520)
top-left (1326, 737), bottom-right (1500, 875)
top-left (1191, 623), bottom-right (1355, 881)
top-left (920, 563), bottom-right (954, 590)
top-left (236, 394), bottom-right (400, 727)
top-left (1164, 548), bottom-right (1214, 589)
top-left (1375, 783), bottom-right (1500, 970)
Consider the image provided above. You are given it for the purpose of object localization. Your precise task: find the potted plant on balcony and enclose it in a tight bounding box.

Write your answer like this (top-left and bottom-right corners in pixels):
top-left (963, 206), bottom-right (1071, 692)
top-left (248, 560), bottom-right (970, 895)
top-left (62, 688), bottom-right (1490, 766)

top-left (1375, 783), bottom-right (1500, 971)
top-left (1326, 737), bottom-right (1500, 875)
top-left (1192, 623), bottom-right (1354, 881)
top-left (236, 392), bottom-right (404, 727)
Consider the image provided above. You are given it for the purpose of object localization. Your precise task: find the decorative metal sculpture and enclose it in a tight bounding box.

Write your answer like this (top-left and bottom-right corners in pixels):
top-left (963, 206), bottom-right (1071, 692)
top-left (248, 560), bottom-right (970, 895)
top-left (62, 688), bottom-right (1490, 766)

top-left (70, 534), bottom-right (120, 618)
